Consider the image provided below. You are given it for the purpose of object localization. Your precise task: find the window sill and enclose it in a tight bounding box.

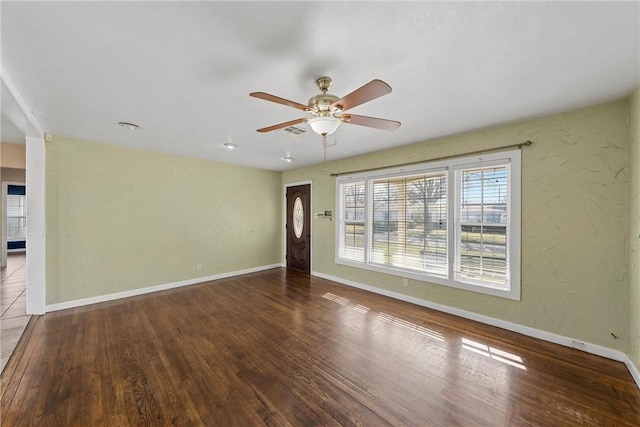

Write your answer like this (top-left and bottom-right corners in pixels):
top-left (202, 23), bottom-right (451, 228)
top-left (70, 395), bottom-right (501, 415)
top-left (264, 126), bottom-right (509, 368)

top-left (335, 257), bottom-right (520, 300)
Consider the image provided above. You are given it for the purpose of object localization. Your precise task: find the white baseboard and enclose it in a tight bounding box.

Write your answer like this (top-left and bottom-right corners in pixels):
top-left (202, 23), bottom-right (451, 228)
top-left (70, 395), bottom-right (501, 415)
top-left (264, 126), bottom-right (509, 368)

top-left (625, 357), bottom-right (640, 389)
top-left (311, 271), bottom-right (640, 390)
top-left (45, 263), bottom-right (284, 312)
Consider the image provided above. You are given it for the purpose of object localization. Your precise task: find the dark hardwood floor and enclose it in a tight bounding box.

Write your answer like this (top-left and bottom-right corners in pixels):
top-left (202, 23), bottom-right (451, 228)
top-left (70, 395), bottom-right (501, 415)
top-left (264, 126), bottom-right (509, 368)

top-left (1, 268), bottom-right (639, 426)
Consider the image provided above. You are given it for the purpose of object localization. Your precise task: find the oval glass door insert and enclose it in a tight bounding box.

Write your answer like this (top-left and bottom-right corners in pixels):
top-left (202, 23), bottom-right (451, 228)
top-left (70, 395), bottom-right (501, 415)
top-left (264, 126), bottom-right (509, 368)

top-left (293, 197), bottom-right (304, 238)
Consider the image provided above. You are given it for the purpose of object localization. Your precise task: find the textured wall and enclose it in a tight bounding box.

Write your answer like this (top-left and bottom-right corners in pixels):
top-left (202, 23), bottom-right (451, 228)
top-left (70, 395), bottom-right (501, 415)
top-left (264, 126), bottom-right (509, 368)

top-left (628, 86), bottom-right (640, 368)
top-left (284, 100), bottom-right (629, 351)
top-left (46, 138), bottom-right (282, 304)
top-left (1, 167), bottom-right (26, 182)
top-left (1, 142), bottom-right (26, 169)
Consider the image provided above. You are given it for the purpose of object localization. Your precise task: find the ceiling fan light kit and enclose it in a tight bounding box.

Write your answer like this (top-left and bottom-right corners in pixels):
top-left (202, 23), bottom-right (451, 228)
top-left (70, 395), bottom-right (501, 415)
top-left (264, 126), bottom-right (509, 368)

top-left (250, 76), bottom-right (401, 151)
top-left (308, 115), bottom-right (341, 135)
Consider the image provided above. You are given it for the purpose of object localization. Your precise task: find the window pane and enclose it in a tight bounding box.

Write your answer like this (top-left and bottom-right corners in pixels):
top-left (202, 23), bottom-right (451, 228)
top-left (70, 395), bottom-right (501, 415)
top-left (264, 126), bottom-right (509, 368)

top-left (457, 166), bottom-right (509, 288)
top-left (339, 182), bottom-right (365, 262)
top-left (6, 194), bottom-right (27, 241)
top-left (459, 225), bottom-right (507, 284)
top-left (370, 174), bottom-right (447, 275)
top-left (7, 194), bottom-right (25, 217)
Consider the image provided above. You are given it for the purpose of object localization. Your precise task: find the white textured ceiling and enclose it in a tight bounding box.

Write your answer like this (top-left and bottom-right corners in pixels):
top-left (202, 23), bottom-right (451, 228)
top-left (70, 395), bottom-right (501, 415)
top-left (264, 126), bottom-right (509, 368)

top-left (1, 114), bottom-right (24, 145)
top-left (1, 1), bottom-right (638, 171)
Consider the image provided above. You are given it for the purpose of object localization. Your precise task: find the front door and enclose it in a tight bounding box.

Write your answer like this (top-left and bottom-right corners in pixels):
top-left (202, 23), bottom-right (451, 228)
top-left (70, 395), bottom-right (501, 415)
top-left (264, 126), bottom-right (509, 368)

top-left (286, 184), bottom-right (311, 273)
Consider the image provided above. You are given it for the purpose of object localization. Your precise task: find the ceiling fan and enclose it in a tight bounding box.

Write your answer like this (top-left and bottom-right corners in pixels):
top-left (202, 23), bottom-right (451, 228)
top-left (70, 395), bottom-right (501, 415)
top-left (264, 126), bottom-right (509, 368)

top-left (250, 77), bottom-right (401, 144)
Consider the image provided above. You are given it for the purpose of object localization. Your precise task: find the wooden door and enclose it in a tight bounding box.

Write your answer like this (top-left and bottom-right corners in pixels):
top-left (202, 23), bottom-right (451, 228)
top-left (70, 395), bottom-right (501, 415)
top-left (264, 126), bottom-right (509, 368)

top-left (286, 184), bottom-right (311, 273)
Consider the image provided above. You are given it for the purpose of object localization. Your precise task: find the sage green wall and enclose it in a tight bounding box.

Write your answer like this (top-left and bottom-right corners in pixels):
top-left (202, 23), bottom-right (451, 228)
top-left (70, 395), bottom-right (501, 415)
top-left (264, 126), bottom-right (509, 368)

top-left (284, 100), bottom-right (629, 351)
top-left (628, 86), bottom-right (640, 368)
top-left (46, 138), bottom-right (282, 304)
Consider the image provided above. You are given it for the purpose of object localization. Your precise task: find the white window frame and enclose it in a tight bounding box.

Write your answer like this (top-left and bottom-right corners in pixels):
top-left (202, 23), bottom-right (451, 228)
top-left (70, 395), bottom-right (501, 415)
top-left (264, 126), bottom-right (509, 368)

top-left (335, 149), bottom-right (521, 300)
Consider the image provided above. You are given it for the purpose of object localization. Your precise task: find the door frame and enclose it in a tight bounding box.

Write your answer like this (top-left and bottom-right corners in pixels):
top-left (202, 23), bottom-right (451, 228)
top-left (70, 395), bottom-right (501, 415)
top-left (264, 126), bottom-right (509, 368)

top-left (3, 68), bottom-right (47, 315)
top-left (283, 180), bottom-right (312, 273)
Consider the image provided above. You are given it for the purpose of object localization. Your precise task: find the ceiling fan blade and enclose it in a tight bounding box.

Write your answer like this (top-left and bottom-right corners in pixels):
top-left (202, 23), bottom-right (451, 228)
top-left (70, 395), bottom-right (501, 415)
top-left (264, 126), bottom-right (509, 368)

top-left (250, 92), bottom-right (310, 111)
top-left (256, 117), bottom-right (308, 133)
top-left (330, 79), bottom-right (392, 112)
top-left (341, 114), bottom-right (401, 131)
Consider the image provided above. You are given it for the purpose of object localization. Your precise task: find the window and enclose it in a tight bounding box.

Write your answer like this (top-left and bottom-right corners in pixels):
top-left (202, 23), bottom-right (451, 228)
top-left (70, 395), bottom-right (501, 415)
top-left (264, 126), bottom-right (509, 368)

top-left (336, 150), bottom-right (521, 300)
top-left (456, 165), bottom-right (509, 287)
top-left (338, 181), bottom-right (365, 262)
top-left (6, 185), bottom-right (27, 251)
top-left (370, 172), bottom-right (448, 276)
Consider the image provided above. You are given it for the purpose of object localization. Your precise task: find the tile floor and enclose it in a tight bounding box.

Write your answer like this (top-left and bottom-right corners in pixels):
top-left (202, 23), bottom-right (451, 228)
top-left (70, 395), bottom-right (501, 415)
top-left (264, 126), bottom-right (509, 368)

top-left (1, 252), bottom-right (30, 373)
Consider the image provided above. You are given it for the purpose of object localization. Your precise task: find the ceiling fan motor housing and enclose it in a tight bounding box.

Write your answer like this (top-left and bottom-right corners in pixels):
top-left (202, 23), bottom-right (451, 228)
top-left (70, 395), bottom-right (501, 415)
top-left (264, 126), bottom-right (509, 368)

top-left (308, 93), bottom-right (341, 116)
top-left (308, 77), bottom-right (343, 116)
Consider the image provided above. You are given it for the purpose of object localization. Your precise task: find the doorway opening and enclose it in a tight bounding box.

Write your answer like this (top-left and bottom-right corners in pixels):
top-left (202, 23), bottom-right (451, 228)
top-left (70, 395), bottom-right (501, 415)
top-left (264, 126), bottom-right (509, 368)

top-left (1, 181), bottom-right (29, 372)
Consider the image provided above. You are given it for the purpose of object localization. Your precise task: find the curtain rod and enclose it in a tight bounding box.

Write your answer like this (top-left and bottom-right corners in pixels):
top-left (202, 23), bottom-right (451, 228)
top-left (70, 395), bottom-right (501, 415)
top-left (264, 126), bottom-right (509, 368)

top-left (330, 140), bottom-right (532, 177)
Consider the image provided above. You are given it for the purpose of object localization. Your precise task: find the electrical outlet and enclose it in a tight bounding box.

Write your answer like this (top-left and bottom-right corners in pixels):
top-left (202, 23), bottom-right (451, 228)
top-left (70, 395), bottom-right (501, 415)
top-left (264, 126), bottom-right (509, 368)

top-left (403, 278), bottom-right (409, 287)
top-left (197, 264), bottom-right (202, 272)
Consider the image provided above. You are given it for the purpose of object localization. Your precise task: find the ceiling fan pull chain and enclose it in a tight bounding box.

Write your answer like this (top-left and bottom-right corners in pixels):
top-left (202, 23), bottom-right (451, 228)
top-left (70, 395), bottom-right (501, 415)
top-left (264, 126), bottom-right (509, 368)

top-left (323, 134), bottom-right (327, 162)
top-left (321, 133), bottom-right (338, 162)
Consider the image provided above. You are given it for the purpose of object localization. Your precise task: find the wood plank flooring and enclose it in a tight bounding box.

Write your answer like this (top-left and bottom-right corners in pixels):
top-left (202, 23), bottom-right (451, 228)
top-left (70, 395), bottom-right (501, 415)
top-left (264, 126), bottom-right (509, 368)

top-left (1, 268), bottom-right (639, 426)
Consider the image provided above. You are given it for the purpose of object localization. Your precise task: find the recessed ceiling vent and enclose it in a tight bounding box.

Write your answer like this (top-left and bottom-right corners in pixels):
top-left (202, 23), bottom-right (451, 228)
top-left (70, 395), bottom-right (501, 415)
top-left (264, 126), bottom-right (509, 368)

top-left (281, 125), bottom-right (307, 138)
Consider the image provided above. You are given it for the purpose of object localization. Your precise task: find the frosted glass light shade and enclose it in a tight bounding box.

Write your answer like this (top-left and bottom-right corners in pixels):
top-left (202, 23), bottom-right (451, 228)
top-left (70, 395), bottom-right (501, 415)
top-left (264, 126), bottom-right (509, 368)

top-left (308, 116), bottom-right (341, 135)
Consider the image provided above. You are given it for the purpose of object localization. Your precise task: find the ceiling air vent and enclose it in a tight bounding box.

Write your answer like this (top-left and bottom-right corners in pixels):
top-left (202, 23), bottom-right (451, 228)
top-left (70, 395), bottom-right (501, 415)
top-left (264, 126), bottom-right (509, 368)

top-left (281, 125), bottom-right (307, 138)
